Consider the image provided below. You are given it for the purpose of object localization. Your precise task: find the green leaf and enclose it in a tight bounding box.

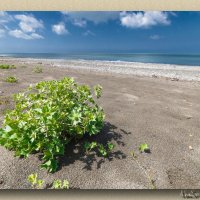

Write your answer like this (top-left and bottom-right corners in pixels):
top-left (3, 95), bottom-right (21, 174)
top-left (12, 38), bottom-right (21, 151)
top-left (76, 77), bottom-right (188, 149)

top-left (62, 180), bottom-right (69, 189)
top-left (98, 144), bottom-right (107, 157)
top-left (27, 173), bottom-right (37, 186)
top-left (41, 160), bottom-right (51, 170)
top-left (84, 141), bottom-right (91, 151)
top-left (52, 180), bottom-right (62, 189)
top-left (107, 143), bottom-right (114, 151)
top-left (37, 179), bottom-right (44, 189)
top-left (90, 141), bottom-right (97, 150)
top-left (4, 125), bottom-right (12, 133)
top-left (9, 133), bottom-right (17, 140)
top-left (139, 143), bottom-right (150, 153)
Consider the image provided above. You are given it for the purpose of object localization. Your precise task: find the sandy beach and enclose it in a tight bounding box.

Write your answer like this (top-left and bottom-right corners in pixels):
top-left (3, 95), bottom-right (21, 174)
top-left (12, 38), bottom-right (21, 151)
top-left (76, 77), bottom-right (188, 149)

top-left (2, 57), bottom-right (200, 81)
top-left (0, 58), bottom-right (200, 189)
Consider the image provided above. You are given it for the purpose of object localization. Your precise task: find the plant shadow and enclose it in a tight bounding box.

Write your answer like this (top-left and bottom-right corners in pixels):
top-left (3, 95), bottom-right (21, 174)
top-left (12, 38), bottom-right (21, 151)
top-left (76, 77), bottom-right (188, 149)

top-left (58, 121), bottom-right (127, 171)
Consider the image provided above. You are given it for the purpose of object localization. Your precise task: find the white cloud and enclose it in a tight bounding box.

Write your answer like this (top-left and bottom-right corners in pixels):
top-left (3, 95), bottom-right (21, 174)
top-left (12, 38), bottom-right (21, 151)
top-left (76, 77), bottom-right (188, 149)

top-left (150, 34), bottom-right (161, 40)
top-left (14, 14), bottom-right (44, 33)
top-left (0, 29), bottom-right (5, 38)
top-left (73, 19), bottom-right (87, 28)
top-left (52, 22), bottom-right (69, 35)
top-left (120, 11), bottom-right (170, 29)
top-left (9, 29), bottom-right (32, 39)
top-left (0, 11), bottom-right (13, 36)
top-left (7, 14), bottom-right (45, 40)
top-left (0, 11), bottom-right (13, 25)
top-left (82, 30), bottom-right (95, 36)
top-left (30, 33), bottom-right (44, 39)
top-left (9, 29), bottom-right (44, 40)
top-left (61, 11), bottom-right (119, 24)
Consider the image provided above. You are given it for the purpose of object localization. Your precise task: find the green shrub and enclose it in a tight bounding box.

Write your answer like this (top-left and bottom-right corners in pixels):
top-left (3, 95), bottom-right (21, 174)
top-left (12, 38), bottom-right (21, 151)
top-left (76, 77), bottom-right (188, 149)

top-left (0, 77), bottom-right (104, 172)
top-left (5, 76), bottom-right (18, 83)
top-left (33, 66), bottom-right (43, 73)
top-left (0, 64), bottom-right (16, 69)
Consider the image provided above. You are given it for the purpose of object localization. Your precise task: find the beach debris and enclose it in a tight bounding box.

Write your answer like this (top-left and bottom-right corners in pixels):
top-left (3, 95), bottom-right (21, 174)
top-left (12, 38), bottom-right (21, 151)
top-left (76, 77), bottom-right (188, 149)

top-left (171, 78), bottom-right (179, 81)
top-left (189, 146), bottom-right (194, 150)
top-left (152, 74), bottom-right (158, 78)
top-left (0, 91), bottom-right (3, 95)
top-left (185, 115), bottom-right (192, 119)
top-left (189, 134), bottom-right (193, 137)
top-left (139, 143), bottom-right (150, 153)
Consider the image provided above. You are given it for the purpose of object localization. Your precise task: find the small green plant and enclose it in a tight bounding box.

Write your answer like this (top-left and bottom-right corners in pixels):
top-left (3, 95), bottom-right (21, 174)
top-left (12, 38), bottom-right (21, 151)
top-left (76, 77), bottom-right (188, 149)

top-left (5, 76), bottom-right (18, 83)
top-left (33, 66), bottom-right (43, 73)
top-left (139, 143), bottom-right (150, 153)
top-left (84, 141), bottom-right (98, 152)
top-left (107, 142), bottom-right (114, 151)
top-left (0, 64), bottom-right (16, 69)
top-left (27, 173), bottom-right (44, 189)
top-left (98, 144), bottom-right (108, 157)
top-left (10, 65), bottom-right (16, 69)
top-left (0, 77), bottom-right (104, 172)
top-left (94, 85), bottom-right (102, 99)
top-left (52, 179), bottom-right (69, 189)
top-left (84, 141), bottom-right (114, 157)
top-left (27, 173), bottom-right (69, 189)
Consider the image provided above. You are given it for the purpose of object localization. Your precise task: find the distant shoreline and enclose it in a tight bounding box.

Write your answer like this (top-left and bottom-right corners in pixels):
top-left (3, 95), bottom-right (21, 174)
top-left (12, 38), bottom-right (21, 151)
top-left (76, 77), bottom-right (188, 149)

top-left (2, 53), bottom-right (200, 67)
top-left (1, 57), bottom-right (200, 81)
top-left (1, 56), bottom-right (200, 67)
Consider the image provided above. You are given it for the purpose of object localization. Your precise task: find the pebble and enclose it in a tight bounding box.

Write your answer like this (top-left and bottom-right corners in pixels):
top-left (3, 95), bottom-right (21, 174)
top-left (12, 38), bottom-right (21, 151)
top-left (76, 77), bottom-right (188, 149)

top-left (185, 115), bottom-right (192, 119)
top-left (152, 74), bottom-right (158, 78)
top-left (0, 176), bottom-right (4, 184)
top-left (171, 78), bottom-right (179, 81)
top-left (189, 146), bottom-right (194, 150)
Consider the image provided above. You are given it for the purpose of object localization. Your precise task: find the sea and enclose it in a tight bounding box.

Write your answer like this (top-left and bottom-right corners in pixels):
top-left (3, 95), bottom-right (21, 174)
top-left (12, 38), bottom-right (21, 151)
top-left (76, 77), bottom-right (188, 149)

top-left (1, 53), bottom-right (200, 66)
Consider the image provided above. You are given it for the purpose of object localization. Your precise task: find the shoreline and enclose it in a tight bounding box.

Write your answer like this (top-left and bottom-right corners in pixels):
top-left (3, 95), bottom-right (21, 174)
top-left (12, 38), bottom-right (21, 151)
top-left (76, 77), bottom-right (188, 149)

top-left (1, 57), bottom-right (200, 81)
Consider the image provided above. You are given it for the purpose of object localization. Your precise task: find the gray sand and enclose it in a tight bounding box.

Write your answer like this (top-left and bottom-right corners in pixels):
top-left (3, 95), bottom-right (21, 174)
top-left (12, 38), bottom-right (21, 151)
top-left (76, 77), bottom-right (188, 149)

top-left (0, 58), bottom-right (200, 189)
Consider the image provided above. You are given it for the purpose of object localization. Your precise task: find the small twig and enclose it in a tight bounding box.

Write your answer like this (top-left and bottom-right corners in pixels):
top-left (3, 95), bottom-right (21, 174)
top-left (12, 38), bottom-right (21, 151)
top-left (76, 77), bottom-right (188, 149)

top-left (130, 151), bottom-right (156, 189)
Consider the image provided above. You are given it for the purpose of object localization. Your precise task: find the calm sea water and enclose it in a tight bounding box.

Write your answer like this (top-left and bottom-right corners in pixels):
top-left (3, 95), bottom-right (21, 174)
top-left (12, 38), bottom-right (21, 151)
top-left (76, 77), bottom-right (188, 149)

top-left (1, 53), bottom-right (200, 66)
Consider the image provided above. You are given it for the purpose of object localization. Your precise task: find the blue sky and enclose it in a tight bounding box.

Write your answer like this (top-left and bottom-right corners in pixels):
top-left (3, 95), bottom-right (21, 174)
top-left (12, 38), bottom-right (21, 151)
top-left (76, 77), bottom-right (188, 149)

top-left (0, 11), bottom-right (200, 53)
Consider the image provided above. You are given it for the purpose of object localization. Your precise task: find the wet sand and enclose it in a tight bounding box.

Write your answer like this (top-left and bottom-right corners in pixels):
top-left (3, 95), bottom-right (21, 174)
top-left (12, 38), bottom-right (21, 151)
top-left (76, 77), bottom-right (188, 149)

top-left (0, 58), bottom-right (200, 189)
